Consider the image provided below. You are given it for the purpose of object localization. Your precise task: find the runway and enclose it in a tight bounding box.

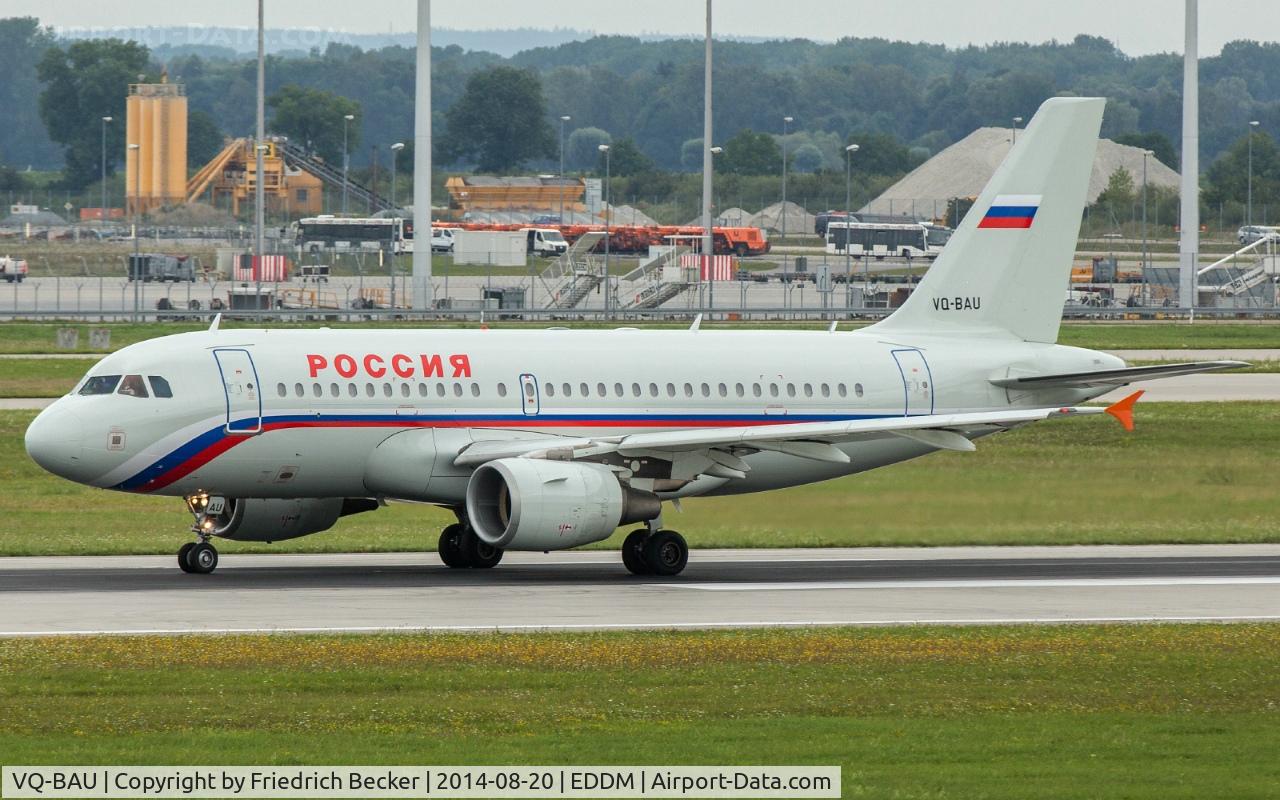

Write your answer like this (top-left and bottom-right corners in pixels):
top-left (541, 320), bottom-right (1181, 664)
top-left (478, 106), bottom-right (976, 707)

top-left (2, 544), bottom-right (1278, 636)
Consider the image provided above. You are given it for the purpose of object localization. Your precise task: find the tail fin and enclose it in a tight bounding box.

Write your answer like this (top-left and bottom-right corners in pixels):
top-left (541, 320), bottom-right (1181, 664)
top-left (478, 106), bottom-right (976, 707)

top-left (871, 97), bottom-right (1105, 343)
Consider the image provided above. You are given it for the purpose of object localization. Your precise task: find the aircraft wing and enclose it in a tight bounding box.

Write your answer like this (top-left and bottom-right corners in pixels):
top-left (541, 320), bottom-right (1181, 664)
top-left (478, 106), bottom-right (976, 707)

top-left (455, 402), bottom-right (1123, 476)
top-left (990, 360), bottom-right (1246, 389)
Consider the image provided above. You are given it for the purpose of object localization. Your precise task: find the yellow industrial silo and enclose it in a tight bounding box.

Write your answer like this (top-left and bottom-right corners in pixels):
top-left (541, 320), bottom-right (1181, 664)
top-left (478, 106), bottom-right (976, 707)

top-left (125, 72), bottom-right (188, 214)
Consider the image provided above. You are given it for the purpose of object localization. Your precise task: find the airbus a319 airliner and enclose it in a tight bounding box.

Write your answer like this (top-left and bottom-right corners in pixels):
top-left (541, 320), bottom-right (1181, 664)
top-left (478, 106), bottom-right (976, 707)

top-left (25, 98), bottom-right (1242, 576)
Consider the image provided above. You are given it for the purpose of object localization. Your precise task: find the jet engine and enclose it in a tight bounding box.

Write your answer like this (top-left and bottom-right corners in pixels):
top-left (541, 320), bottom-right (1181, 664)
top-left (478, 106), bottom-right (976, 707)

top-left (465, 459), bottom-right (661, 550)
top-left (188, 496), bottom-right (378, 542)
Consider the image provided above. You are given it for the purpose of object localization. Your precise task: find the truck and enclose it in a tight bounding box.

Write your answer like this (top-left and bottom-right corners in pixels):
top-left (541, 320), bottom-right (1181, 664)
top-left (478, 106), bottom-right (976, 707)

top-left (128, 254), bottom-right (198, 283)
top-left (0, 256), bottom-right (28, 283)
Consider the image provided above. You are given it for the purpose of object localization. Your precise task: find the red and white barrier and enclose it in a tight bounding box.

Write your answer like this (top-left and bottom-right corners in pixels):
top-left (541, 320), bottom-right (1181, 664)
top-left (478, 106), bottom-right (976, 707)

top-left (679, 254), bottom-right (735, 281)
top-left (235, 254), bottom-right (290, 282)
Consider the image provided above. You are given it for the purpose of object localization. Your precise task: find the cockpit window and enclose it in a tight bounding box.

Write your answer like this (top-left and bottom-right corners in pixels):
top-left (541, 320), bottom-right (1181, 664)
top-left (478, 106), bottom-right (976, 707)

top-left (148, 376), bottom-right (173, 398)
top-left (117, 374), bottom-right (149, 398)
top-left (79, 375), bottom-right (121, 395)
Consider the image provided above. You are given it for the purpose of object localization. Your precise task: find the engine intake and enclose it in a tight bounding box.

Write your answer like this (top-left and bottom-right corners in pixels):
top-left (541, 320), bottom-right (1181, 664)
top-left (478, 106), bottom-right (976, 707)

top-left (466, 459), bottom-right (661, 550)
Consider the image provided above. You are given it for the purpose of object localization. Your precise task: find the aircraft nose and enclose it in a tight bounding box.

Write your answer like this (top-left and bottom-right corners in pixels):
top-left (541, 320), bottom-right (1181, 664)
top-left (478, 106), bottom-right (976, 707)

top-left (25, 405), bottom-right (85, 480)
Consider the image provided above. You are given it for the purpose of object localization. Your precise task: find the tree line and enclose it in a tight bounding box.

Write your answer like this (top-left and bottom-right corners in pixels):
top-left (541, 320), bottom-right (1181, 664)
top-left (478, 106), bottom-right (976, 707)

top-left (2, 15), bottom-right (1279, 226)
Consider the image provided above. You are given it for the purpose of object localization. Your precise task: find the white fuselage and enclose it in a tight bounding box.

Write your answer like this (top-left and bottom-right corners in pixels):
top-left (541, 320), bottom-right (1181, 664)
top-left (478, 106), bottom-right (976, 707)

top-left (26, 327), bottom-right (1121, 506)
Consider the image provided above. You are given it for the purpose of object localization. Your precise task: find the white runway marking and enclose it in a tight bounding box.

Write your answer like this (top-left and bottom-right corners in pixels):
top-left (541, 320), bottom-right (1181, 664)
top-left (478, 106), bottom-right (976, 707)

top-left (669, 576), bottom-right (1280, 591)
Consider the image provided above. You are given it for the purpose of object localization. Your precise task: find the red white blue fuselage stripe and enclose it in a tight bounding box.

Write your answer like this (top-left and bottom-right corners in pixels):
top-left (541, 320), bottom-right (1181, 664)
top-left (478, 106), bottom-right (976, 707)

top-left (111, 411), bottom-right (887, 493)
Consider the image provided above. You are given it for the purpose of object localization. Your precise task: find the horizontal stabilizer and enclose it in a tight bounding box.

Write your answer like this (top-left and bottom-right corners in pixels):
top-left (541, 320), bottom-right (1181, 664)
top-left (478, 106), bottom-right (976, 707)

top-left (990, 361), bottom-right (1247, 390)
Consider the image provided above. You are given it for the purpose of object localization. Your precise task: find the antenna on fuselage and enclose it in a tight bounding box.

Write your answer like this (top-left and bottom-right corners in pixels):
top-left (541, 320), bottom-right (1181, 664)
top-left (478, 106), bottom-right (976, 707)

top-left (209, 313), bottom-right (222, 332)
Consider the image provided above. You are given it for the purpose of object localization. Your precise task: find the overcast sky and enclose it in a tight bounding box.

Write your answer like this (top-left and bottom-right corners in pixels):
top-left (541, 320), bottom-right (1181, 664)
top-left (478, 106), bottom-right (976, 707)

top-left (10, 0), bottom-right (1279, 56)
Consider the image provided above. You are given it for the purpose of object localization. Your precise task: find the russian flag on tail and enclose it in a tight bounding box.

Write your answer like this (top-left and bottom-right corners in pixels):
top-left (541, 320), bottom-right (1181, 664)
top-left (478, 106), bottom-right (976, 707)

top-left (977, 194), bottom-right (1042, 229)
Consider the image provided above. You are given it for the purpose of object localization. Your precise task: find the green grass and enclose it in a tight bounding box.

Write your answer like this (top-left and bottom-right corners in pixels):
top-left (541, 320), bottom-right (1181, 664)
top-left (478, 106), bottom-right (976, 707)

top-left (4, 320), bottom-right (1280, 356)
top-left (0, 358), bottom-right (98, 397)
top-left (2, 626), bottom-right (1278, 798)
top-left (1056, 322), bottom-right (1280, 350)
top-left (3, 402), bottom-right (1278, 556)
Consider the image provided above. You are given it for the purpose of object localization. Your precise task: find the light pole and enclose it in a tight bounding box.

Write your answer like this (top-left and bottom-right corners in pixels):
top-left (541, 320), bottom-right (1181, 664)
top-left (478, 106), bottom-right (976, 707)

top-left (128, 143), bottom-right (140, 321)
top-left (390, 142), bottom-right (405, 309)
top-left (1247, 120), bottom-right (1260, 227)
top-left (599, 143), bottom-right (611, 313)
top-left (559, 115), bottom-right (571, 222)
top-left (342, 113), bottom-right (355, 214)
top-left (1011, 116), bottom-right (1023, 145)
top-left (781, 115), bottom-right (793, 240)
top-left (100, 116), bottom-right (112, 224)
top-left (1142, 149), bottom-right (1152, 304)
top-left (390, 142), bottom-right (404, 211)
top-left (845, 143), bottom-right (859, 306)
top-left (707, 145), bottom-right (723, 309)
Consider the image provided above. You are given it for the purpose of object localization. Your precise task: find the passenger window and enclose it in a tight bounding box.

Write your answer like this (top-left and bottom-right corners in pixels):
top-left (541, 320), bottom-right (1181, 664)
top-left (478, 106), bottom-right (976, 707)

top-left (786, 383), bottom-right (796, 398)
top-left (769, 383), bottom-right (779, 398)
top-left (148, 376), bottom-right (173, 398)
top-left (312, 383), bottom-right (323, 398)
top-left (276, 382), bottom-right (286, 398)
top-left (471, 383), bottom-right (480, 397)
top-left (718, 383), bottom-right (727, 398)
top-left (497, 383), bottom-right (508, 398)
top-left (330, 383), bottom-right (340, 398)
top-left (683, 383), bottom-right (693, 398)
top-left (563, 383), bottom-right (573, 397)
top-left (666, 383), bottom-right (676, 398)
top-left (803, 383), bottom-right (813, 398)
top-left (365, 383), bottom-right (375, 397)
top-left (837, 383), bottom-right (848, 397)
top-left (649, 383), bottom-right (659, 397)
top-left (453, 383), bottom-right (463, 397)
top-left (632, 383), bottom-right (641, 397)
top-left (400, 383), bottom-right (411, 398)
top-left (580, 382), bottom-right (590, 397)
top-left (752, 383), bottom-right (761, 397)
top-left (418, 383), bottom-right (429, 397)
top-left (821, 383), bottom-right (831, 398)
top-left (79, 375), bottom-right (122, 395)
top-left (545, 382), bottom-right (555, 397)
top-left (736, 383), bottom-right (745, 397)
top-left (118, 374), bottom-right (149, 398)
top-left (348, 383), bottom-right (358, 398)
top-left (524, 382), bottom-right (535, 399)
top-left (294, 382), bottom-right (304, 398)
top-left (436, 383), bottom-right (446, 398)
top-left (614, 382), bottom-right (624, 397)
top-left (596, 382), bottom-right (607, 397)
top-left (855, 382), bottom-right (865, 398)
top-left (700, 383), bottom-right (710, 398)
top-left (383, 383), bottom-right (393, 397)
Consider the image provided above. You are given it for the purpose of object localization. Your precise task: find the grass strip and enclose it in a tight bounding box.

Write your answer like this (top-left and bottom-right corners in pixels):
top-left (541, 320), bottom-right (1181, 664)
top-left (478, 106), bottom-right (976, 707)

top-left (1, 625), bottom-right (1278, 798)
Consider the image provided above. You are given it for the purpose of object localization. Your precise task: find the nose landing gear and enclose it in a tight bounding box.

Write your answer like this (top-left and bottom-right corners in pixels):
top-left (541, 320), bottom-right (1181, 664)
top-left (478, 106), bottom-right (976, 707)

top-left (179, 494), bottom-right (222, 574)
top-left (177, 540), bottom-right (219, 574)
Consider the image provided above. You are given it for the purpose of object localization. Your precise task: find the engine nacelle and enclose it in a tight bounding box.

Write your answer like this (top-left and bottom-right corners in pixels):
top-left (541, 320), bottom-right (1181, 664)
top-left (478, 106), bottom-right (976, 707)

top-left (193, 497), bottom-right (375, 542)
top-left (466, 459), bottom-right (661, 550)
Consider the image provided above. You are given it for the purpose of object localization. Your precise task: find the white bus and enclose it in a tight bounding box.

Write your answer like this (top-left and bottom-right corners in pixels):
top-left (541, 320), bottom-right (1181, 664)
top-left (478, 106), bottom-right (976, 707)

top-left (825, 221), bottom-right (952, 259)
top-left (294, 216), bottom-right (414, 254)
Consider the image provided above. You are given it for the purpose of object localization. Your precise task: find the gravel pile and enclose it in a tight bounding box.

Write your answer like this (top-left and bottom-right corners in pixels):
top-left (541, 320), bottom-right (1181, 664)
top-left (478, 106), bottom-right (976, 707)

top-left (862, 127), bottom-right (1182, 218)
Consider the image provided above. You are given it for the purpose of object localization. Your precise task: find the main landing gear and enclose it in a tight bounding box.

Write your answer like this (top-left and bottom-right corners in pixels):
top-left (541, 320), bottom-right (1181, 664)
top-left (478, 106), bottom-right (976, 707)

top-left (622, 527), bottom-right (689, 577)
top-left (438, 522), bottom-right (503, 569)
top-left (177, 540), bottom-right (218, 574)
